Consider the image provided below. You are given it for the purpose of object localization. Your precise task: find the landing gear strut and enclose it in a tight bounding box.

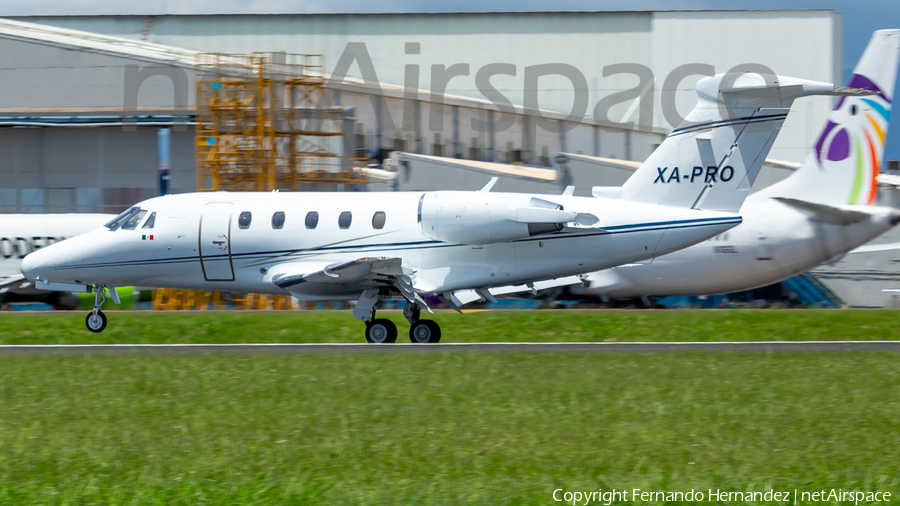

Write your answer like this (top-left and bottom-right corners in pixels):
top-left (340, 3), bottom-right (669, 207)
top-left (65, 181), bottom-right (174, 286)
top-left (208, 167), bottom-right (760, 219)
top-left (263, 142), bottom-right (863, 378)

top-left (405, 301), bottom-right (441, 343)
top-left (85, 284), bottom-right (108, 333)
top-left (355, 289), bottom-right (397, 343)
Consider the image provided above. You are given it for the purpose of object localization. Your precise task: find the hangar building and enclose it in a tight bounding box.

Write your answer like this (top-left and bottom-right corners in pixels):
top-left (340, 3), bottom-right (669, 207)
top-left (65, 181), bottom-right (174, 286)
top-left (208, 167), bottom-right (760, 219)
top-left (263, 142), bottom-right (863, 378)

top-left (0, 10), bottom-right (840, 212)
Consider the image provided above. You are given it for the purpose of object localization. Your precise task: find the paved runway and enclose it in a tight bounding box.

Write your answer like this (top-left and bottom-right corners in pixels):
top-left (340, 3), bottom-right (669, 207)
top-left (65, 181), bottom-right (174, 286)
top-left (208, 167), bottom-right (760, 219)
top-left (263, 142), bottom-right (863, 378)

top-left (1, 341), bottom-right (899, 355)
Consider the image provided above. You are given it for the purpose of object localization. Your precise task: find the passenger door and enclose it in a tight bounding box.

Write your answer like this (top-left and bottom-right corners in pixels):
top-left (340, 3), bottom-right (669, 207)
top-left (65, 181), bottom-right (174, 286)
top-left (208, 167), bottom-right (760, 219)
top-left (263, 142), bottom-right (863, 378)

top-left (199, 202), bottom-right (235, 281)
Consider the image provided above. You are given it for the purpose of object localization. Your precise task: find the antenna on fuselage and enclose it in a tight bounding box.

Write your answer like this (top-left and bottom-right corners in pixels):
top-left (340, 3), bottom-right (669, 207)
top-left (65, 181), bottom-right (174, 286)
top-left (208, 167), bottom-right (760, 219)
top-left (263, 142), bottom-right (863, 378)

top-left (478, 177), bottom-right (499, 192)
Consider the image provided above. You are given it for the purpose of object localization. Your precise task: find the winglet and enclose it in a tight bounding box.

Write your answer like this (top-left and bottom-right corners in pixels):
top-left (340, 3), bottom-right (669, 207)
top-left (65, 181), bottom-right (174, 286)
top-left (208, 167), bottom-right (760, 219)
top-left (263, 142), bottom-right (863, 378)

top-left (562, 185), bottom-right (575, 196)
top-left (478, 177), bottom-right (499, 192)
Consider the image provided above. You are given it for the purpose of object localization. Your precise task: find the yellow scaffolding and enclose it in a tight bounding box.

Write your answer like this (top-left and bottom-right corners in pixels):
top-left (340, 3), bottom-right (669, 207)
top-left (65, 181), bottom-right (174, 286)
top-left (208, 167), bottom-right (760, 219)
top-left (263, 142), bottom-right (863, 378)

top-left (195, 52), bottom-right (369, 191)
top-left (155, 52), bottom-right (368, 310)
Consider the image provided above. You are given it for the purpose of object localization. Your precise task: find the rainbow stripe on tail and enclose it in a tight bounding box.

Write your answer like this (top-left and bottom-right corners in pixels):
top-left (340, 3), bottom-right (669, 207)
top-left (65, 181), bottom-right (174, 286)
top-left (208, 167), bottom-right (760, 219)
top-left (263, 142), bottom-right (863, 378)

top-left (756, 30), bottom-right (900, 206)
top-left (815, 74), bottom-right (892, 204)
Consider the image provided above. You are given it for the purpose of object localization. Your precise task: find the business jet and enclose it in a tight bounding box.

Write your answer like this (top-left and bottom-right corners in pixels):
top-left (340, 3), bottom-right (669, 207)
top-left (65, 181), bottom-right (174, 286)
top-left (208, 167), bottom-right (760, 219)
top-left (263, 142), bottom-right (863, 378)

top-left (1, 213), bottom-right (113, 308)
top-left (571, 30), bottom-right (900, 302)
top-left (21, 71), bottom-right (859, 342)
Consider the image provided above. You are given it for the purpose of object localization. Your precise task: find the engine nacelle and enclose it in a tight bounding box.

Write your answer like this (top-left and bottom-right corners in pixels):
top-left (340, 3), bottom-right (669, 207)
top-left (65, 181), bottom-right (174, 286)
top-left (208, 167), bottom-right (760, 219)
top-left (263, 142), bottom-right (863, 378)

top-left (417, 192), bottom-right (595, 245)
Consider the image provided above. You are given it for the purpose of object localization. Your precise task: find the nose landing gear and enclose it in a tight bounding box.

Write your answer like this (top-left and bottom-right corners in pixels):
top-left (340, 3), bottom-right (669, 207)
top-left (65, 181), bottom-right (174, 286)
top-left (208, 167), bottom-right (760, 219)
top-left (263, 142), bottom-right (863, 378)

top-left (85, 284), bottom-right (118, 333)
top-left (85, 310), bottom-right (107, 333)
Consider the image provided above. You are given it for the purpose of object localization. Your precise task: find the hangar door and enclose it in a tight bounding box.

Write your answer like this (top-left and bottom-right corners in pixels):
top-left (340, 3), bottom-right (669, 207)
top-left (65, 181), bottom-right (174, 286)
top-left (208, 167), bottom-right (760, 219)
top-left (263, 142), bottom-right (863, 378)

top-left (199, 202), bottom-right (235, 281)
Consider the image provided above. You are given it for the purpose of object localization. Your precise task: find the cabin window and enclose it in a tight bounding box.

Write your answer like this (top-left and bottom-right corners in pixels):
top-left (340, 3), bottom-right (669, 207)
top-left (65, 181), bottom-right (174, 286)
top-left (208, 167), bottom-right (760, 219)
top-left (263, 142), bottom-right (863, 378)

top-left (305, 211), bottom-right (319, 229)
top-left (339, 211), bottom-right (352, 229)
top-left (372, 211), bottom-right (386, 229)
top-left (104, 207), bottom-right (139, 230)
top-left (141, 212), bottom-right (156, 229)
top-left (121, 210), bottom-right (148, 230)
top-left (238, 211), bottom-right (252, 229)
top-left (271, 211), bottom-right (285, 229)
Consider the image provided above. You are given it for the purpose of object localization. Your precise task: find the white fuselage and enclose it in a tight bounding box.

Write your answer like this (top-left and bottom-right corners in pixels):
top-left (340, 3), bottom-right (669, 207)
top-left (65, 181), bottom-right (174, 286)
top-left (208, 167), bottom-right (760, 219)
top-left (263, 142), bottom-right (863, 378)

top-left (1, 213), bottom-right (113, 293)
top-left (22, 191), bottom-right (741, 298)
top-left (572, 193), bottom-right (899, 299)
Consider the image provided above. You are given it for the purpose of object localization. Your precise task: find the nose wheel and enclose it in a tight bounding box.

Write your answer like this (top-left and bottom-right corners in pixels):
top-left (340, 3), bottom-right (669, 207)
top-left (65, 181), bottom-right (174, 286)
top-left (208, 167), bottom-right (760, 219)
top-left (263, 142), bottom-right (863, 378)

top-left (86, 311), bottom-right (108, 333)
top-left (84, 284), bottom-right (116, 333)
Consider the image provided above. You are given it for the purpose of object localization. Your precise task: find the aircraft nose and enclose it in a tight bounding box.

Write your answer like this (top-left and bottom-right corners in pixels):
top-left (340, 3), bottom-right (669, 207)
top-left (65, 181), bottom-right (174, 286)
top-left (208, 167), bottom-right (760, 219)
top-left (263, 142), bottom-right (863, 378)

top-left (20, 248), bottom-right (46, 281)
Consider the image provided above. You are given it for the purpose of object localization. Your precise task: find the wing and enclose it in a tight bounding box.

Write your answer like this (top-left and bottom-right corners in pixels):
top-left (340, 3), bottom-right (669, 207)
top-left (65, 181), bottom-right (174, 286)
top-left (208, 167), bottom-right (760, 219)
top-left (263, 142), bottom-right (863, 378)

top-left (850, 242), bottom-right (900, 254)
top-left (269, 257), bottom-right (432, 319)
top-left (448, 275), bottom-right (586, 308)
top-left (0, 274), bottom-right (28, 294)
top-left (272, 257), bottom-right (411, 288)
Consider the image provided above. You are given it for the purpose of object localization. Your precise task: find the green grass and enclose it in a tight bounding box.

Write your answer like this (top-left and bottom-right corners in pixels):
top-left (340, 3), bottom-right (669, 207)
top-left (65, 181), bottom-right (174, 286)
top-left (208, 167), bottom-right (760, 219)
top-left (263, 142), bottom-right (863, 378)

top-left (0, 309), bottom-right (899, 344)
top-left (0, 352), bottom-right (898, 504)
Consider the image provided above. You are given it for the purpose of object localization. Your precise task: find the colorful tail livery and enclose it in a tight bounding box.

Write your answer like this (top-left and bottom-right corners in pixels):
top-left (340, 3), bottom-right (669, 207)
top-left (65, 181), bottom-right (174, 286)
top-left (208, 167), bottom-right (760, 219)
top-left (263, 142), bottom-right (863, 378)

top-left (759, 30), bottom-right (900, 205)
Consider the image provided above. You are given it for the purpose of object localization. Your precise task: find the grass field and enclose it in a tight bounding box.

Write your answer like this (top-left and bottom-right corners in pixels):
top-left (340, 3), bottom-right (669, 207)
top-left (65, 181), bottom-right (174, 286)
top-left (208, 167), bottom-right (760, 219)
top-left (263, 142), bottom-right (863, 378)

top-left (0, 352), bottom-right (898, 504)
top-left (1, 309), bottom-right (899, 344)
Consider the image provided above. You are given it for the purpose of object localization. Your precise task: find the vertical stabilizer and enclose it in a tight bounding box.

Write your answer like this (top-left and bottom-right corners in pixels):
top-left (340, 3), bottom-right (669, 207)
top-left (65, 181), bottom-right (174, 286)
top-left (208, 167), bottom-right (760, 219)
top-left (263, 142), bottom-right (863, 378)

top-left (619, 73), bottom-right (848, 212)
top-left (756, 29), bottom-right (900, 205)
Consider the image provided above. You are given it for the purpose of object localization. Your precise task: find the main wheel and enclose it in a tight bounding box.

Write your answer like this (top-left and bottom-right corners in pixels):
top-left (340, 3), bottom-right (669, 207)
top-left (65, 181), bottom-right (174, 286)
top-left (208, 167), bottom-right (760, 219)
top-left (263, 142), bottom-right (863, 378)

top-left (85, 311), bottom-right (108, 333)
top-left (365, 318), bottom-right (397, 343)
top-left (409, 319), bottom-right (441, 343)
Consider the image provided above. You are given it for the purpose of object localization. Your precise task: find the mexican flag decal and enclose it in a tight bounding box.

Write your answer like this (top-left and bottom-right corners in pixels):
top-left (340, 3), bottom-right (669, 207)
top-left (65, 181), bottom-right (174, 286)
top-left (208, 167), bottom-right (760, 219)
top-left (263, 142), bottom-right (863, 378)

top-left (142, 235), bottom-right (154, 240)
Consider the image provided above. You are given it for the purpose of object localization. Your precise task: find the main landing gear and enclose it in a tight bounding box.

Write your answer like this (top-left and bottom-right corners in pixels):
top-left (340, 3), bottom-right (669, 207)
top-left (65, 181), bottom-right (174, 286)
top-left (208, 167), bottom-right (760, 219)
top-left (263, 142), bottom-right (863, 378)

top-left (361, 306), bottom-right (441, 344)
top-left (353, 289), bottom-right (441, 344)
top-left (85, 284), bottom-right (118, 333)
top-left (365, 317), bottom-right (398, 344)
top-left (404, 302), bottom-right (441, 343)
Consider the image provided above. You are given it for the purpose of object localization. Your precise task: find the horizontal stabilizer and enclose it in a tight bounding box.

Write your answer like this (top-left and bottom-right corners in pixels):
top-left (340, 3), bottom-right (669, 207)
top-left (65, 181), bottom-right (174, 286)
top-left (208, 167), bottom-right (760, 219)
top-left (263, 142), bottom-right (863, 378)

top-left (877, 173), bottom-right (900, 188)
top-left (774, 197), bottom-right (870, 225)
top-left (828, 86), bottom-right (879, 96)
top-left (850, 241), bottom-right (900, 254)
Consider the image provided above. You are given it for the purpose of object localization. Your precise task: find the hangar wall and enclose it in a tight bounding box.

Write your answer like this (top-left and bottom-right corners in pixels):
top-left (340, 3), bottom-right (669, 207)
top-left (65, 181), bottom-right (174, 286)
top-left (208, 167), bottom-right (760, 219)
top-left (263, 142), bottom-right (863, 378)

top-left (15, 10), bottom-right (841, 162)
top-left (0, 11), bottom-right (839, 214)
top-left (0, 17), bottom-right (668, 213)
top-left (0, 127), bottom-right (196, 213)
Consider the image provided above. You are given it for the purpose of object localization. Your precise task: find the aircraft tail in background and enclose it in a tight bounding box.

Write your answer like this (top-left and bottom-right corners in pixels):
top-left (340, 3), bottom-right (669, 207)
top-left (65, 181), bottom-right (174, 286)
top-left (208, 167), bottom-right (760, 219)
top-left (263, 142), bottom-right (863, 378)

top-left (756, 29), bottom-right (900, 206)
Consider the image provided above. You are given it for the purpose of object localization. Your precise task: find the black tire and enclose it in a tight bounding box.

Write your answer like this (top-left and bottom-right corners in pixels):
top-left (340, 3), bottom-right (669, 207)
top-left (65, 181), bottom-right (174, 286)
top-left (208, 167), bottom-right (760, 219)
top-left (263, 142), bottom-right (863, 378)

top-left (365, 318), bottom-right (397, 343)
top-left (85, 311), bottom-right (108, 333)
top-left (409, 319), bottom-right (441, 343)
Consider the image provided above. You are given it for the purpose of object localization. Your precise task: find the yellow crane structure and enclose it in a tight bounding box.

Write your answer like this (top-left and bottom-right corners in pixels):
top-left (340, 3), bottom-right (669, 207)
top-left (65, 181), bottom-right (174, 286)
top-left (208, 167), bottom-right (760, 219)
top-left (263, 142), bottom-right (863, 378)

top-left (154, 52), bottom-right (368, 311)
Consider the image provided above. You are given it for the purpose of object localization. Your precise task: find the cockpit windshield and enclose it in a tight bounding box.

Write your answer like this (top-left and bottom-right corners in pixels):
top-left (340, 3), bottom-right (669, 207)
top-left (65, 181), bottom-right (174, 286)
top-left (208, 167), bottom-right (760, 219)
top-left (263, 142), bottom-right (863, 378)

top-left (104, 207), bottom-right (140, 230)
top-left (121, 210), bottom-right (148, 230)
